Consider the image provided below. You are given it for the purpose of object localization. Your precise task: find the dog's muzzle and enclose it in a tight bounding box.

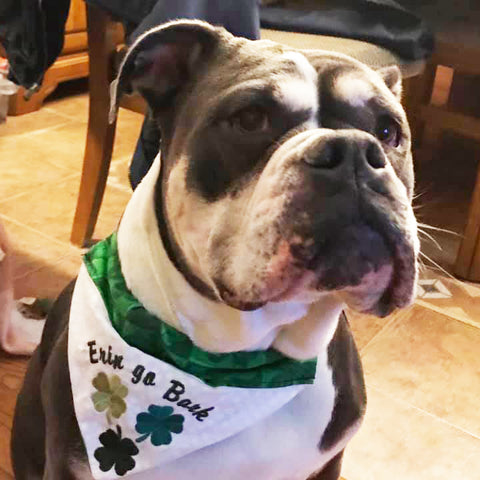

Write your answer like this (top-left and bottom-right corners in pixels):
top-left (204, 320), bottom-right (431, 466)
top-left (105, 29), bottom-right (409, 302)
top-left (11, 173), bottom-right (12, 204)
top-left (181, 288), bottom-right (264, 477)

top-left (215, 128), bottom-right (418, 316)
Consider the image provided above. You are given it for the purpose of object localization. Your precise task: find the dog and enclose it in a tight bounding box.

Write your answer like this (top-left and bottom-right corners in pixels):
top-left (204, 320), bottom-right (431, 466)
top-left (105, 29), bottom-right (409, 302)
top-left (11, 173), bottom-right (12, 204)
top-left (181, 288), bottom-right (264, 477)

top-left (11, 20), bottom-right (419, 480)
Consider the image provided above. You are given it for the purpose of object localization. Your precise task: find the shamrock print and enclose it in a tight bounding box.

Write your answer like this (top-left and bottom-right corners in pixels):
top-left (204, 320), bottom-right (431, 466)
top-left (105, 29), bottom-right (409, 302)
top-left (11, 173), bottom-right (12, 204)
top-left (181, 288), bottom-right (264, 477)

top-left (94, 425), bottom-right (138, 476)
top-left (135, 405), bottom-right (185, 446)
top-left (91, 372), bottom-right (128, 423)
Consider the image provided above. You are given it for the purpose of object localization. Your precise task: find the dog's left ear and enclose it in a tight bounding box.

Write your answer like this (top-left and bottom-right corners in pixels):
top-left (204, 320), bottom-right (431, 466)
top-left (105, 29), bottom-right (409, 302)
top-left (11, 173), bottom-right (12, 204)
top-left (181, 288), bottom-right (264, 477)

top-left (109, 20), bottom-right (220, 122)
top-left (378, 65), bottom-right (402, 100)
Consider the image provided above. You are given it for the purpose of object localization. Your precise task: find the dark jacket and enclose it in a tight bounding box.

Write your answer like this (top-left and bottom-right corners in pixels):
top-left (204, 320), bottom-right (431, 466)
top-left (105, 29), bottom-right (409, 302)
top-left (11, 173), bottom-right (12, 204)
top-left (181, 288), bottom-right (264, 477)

top-left (0, 0), bottom-right (433, 91)
top-left (0, 0), bottom-right (70, 90)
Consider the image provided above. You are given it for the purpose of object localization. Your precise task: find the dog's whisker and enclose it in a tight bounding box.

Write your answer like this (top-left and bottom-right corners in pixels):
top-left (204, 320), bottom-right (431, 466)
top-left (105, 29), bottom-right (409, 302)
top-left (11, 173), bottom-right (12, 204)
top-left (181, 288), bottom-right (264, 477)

top-left (418, 251), bottom-right (458, 281)
top-left (416, 222), bottom-right (462, 237)
top-left (412, 189), bottom-right (428, 201)
top-left (417, 229), bottom-right (443, 251)
top-left (417, 259), bottom-right (427, 274)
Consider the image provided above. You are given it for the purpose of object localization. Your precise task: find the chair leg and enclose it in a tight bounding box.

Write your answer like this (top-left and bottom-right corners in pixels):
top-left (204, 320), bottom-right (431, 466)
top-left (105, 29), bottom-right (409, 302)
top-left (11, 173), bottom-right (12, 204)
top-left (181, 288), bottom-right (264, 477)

top-left (455, 158), bottom-right (480, 281)
top-left (70, 3), bottom-right (118, 247)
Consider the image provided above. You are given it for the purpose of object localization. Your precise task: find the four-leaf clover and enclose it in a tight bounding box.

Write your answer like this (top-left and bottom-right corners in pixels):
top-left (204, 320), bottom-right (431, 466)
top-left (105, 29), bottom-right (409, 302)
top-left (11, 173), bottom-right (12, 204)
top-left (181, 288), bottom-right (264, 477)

top-left (94, 425), bottom-right (139, 476)
top-left (135, 405), bottom-right (185, 446)
top-left (91, 370), bottom-right (187, 470)
top-left (91, 372), bottom-right (128, 423)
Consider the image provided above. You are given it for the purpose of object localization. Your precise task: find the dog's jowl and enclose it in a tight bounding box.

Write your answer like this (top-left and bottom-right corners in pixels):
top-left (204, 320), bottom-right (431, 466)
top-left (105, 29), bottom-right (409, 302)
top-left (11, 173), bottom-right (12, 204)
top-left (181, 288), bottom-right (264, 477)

top-left (11, 20), bottom-right (418, 480)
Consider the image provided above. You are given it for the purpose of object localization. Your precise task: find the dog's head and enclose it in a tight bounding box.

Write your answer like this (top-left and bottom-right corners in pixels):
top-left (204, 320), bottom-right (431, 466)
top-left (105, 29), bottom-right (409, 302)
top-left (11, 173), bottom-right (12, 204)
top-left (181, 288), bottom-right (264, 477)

top-left (112, 20), bottom-right (419, 318)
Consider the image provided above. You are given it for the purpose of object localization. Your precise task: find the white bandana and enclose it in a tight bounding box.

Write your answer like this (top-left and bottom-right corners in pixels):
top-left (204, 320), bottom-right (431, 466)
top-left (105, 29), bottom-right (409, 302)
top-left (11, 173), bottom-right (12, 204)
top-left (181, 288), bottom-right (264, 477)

top-left (68, 253), bottom-right (317, 478)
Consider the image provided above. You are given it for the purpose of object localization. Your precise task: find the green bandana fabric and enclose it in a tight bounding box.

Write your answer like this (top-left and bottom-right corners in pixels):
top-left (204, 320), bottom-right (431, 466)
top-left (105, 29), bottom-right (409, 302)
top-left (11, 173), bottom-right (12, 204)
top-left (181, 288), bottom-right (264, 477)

top-left (83, 234), bottom-right (317, 388)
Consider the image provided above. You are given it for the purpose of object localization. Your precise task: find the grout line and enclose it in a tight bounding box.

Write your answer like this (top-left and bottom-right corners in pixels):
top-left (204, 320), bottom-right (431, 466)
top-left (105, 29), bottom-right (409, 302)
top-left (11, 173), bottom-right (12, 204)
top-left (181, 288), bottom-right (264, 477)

top-left (0, 172), bottom-right (80, 206)
top-left (0, 190), bottom-right (31, 206)
top-left (41, 155), bottom-right (85, 174)
top-left (415, 299), bottom-right (480, 331)
top-left (43, 101), bottom-right (143, 124)
top-left (42, 106), bottom-right (88, 123)
top-left (2, 119), bottom-right (74, 141)
top-left (360, 298), bottom-right (480, 358)
top-left (458, 450), bottom-right (477, 474)
top-left (13, 251), bottom-right (81, 282)
top-left (359, 311), bottom-right (404, 354)
top-left (368, 384), bottom-right (480, 442)
top-left (13, 262), bottom-right (54, 282)
top-left (106, 179), bottom-right (132, 194)
top-left (0, 213), bottom-right (83, 254)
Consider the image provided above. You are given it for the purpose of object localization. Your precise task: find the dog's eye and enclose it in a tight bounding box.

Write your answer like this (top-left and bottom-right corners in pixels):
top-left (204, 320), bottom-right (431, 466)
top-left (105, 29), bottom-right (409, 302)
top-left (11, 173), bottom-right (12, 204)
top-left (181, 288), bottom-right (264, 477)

top-left (231, 106), bottom-right (269, 133)
top-left (375, 116), bottom-right (401, 147)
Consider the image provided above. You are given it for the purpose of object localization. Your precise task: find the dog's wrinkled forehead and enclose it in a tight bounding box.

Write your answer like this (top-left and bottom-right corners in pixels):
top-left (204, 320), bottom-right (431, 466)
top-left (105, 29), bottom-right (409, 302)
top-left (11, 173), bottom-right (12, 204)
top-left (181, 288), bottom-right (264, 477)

top-left (237, 47), bottom-right (319, 116)
top-left (111, 20), bottom-right (403, 131)
top-left (111, 20), bottom-right (410, 198)
top-left (111, 22), bottom-right (317, 121)
top-left (175, 40), bottom-right (321, 128)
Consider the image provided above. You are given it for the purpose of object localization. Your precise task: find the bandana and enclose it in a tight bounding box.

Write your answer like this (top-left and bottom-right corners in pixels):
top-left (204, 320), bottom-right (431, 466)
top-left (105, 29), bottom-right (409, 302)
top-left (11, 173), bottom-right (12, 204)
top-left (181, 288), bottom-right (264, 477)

top-left (68, 234), bottom-right (317, 479)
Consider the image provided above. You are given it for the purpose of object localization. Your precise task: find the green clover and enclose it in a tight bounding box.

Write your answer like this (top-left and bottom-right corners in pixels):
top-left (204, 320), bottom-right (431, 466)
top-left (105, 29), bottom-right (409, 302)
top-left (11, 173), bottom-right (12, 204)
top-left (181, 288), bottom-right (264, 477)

top-left (91, 372), bottom-right (128, 423)
top-left (135, 405), bottom-right (185, 446)
top-left (94, 425), bottom-right (138, 476)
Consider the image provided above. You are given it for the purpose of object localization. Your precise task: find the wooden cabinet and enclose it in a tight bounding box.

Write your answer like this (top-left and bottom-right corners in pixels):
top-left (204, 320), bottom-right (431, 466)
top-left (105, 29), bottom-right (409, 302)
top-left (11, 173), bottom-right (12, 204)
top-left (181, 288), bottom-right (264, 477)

top-left (8, 0), bottom-right (90, 115)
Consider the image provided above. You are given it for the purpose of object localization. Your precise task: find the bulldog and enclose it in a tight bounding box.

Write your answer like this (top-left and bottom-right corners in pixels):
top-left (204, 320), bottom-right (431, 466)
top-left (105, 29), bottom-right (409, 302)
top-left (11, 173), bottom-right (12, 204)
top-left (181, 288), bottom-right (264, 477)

top-left (11, 20), bottom-right (419, 480)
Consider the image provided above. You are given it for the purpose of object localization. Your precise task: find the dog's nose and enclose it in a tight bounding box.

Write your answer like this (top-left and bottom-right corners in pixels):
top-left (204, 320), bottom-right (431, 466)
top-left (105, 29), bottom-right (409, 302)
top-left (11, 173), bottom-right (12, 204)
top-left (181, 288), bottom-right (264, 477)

top-left (303, 133), bottom-right (387, 170)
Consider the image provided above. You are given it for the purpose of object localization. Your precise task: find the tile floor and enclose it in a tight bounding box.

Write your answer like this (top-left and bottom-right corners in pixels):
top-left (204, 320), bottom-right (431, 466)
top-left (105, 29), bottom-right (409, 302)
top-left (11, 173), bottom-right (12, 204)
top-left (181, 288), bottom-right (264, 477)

top-left (0, 81), bottom-right (479, 479)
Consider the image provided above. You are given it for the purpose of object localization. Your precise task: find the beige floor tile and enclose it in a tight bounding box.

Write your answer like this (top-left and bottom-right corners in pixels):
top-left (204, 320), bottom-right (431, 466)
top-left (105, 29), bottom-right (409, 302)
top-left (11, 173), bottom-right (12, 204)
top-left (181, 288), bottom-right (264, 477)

top-left (44, 93), bottom-right (90, 123)
top-left (92, 181), bottom-right (131, 242)
top-left (0, 175), bottom-right (81, 243)
top-left (14, 253), bottom-right (82, 300)
top-left (342, 386), bottom-right (480, 480)
top-left (0, 175), bottom-right (130, 245)
top-left (25, 121), bottom-right (88, 172)
top-left (0, 137), bottom-right (78, 202)
top-left (24, 107), bottom-right (143, 175)
top-left (107, 156), bottom-right (132, 193)
top-left (0, 108), bottom-right (71, 138)
top-left (111, 108), bottom-right (144, 160)
top-left (346, 309), bottom-right (400, 352)
top-left (361, 305), bottom-right (480, 439)
top-left (0, 216), bottom-right (81, 280)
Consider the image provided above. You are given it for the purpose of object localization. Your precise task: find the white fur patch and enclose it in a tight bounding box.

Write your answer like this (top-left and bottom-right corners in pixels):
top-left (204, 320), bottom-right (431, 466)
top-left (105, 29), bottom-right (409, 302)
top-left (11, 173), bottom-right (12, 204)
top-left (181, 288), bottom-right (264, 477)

top-left (335, 74), bottom-right (374, 107)
top-left (283, 51), bottom-right (318, 86)
top-left (273, 295), bottom-right (344, 360)
top-left (276, 51), bottom-right (319, 126)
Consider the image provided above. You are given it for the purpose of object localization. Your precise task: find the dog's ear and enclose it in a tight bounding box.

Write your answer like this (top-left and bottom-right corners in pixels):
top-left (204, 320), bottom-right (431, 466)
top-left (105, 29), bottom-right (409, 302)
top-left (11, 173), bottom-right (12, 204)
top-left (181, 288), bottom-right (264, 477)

top-left (378, 65), bottom-right (402, 100)
top-left (109, 20), bottom-right (220, 122)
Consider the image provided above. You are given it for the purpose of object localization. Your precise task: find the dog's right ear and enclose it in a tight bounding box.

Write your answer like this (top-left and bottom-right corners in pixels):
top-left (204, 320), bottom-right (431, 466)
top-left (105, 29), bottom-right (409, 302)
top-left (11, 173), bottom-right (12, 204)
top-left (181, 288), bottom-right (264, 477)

top-left (109, 20), bottom-right (220, 123)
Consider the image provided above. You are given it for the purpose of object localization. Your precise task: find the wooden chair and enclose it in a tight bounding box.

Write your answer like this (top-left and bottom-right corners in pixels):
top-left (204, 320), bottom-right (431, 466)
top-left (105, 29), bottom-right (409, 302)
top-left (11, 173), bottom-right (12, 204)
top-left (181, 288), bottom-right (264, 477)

top-left (70, 3), bottom-right (424, 248)
top-left (406, 33), bottom-right (480, 281)
top-left (70, 3), bottom-right (145, 247)
top-left (70, 4), bottom-right (121, 247)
